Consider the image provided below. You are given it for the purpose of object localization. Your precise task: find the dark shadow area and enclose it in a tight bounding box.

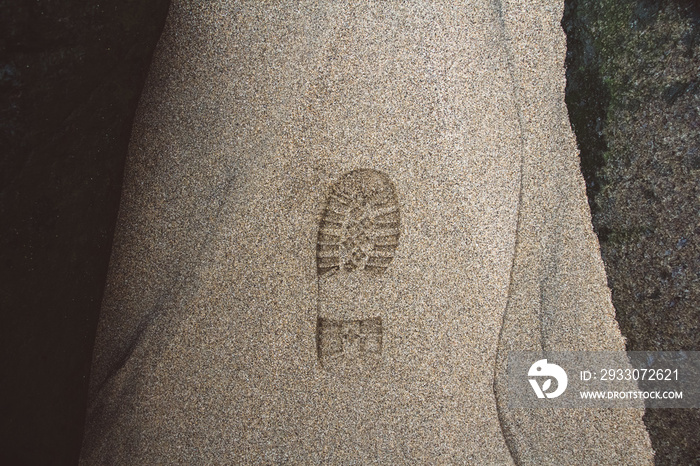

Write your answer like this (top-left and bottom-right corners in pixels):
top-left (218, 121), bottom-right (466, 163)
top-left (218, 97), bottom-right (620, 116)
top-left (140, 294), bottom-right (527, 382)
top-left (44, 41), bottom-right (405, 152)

top-left (562, 0), bottom-right (611, 217)
top-left (563, 0), bottom-right (700, 464)
top-left (0, 1), bottom-right (170, 464)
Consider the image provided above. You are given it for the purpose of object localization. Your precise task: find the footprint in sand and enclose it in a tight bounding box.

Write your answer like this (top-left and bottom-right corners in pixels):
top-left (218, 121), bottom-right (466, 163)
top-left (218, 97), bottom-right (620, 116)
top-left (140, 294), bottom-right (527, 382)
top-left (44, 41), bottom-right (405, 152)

top-left (315, 169), bottom-right (401, 373)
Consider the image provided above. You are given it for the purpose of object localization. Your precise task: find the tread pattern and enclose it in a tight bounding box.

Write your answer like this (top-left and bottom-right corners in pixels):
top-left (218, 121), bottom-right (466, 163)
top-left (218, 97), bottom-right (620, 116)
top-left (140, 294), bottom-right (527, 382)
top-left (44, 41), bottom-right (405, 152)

top-left (317, 169), bottom-right (400, 276)
top-left (316, 317), bottom-right (383, 365)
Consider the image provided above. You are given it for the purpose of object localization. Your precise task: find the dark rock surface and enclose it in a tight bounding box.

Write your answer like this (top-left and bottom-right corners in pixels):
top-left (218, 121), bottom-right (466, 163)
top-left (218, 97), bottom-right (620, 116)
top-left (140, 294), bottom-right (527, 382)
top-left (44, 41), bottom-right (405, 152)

top-left (564, 0), bottom-right (700, 463)
top-left (0, 1), bottom-right (170, 464)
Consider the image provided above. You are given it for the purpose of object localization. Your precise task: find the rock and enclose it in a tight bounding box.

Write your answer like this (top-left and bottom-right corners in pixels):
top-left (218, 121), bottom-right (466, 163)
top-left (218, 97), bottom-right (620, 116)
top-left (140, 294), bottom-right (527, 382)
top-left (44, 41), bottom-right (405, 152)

top-left (563, 0), bottom-right (700, 463)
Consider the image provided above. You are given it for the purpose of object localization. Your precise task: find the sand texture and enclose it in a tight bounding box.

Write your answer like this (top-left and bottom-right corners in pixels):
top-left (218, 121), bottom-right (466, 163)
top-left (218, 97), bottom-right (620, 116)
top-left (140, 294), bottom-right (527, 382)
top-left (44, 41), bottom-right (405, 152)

top-left (81, 1), bottom-right (653, 464)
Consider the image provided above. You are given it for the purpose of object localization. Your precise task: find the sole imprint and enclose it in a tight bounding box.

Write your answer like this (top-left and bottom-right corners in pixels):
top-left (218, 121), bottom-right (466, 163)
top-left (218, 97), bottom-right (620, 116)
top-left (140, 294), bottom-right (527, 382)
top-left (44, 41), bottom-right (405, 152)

top-left (316, 169), bottom-right (400, 371)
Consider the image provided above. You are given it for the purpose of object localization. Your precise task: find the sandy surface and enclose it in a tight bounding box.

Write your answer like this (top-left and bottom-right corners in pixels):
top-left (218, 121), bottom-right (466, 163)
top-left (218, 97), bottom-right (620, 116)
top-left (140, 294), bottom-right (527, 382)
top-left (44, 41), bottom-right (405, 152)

top-left (81, 1), bottom-right (653, 463)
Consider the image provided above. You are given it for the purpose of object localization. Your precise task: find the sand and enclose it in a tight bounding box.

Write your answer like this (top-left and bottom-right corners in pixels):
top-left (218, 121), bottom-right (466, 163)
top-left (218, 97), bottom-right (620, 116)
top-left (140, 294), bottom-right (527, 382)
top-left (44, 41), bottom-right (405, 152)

top-left (81, 1), bottom-right (653, 464)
